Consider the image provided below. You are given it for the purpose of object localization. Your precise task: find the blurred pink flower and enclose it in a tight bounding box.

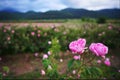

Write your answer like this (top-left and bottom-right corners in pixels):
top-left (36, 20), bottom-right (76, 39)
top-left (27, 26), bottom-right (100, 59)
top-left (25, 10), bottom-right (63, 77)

top-left (11, 30), bottom-right (15, 34)
top-left (97, 60), bottom-right (101, 64)
top-left (54, 28), bottom-right (59, 32)
top-left (41, 69), bottom-right (45, 75)
top-left (3, 73), bottom-right (7, 76)
top-left (37, 34), bottom-right (40, 37)
top-left (31, 32), bottom-right (35, 36)
top-left (47, 51), bottom-right (51, 55)
top-left (89, 43), bottom-right (108, 57)
top-left (34, 53), bottom-right (39, 57)
top-left (102, 32), bottom-right (105, 35)
top-left (48, 41), bottom-right (51, 44)
top-left (73, 55), bottom-right (80, 60)
top-left (60, 59), bottom-right (63, 62)
top-left (44, 33), bottom-right (47, 36)
top-left (0, 57), bottom-right (2, 61)
top-left (3, 29), bottom-right (7, 32)
top-left (63, 31), bottom-right (67, 35)
top-left (7, 36), bottom-right (11, 41)
top-left (77, 74), bottom-right (80, 78)
top-left (72, 70), bottom-right (76, 74)
top-left (102, 56), bottom-right (106, 59)
top-left (38, 30), bottom-right (41, 33)
top-left (69, 38), bottom-right (86, 54)
top-left (108, 26), bottom-right (112, 30)
top-left (104, 58), bottom-right (111, 66)
top-left (43, 54), bottom-right (48, 59)
top-left (98, 33), bottom-right (102, 36)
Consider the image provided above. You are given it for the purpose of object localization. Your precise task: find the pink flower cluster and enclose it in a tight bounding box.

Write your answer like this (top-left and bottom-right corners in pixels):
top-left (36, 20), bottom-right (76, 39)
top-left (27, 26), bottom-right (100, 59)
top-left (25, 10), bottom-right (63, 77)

top-left (69, 38), bottom-right (110, 66)
top-left (104, 58), bottom-right (111, 66)
top-left (97, 58), bottom-right (111, 66)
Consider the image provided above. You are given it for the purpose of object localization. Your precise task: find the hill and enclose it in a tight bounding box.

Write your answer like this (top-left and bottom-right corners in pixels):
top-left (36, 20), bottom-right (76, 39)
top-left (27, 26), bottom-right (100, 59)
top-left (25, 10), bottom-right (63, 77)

top-left (0, 8), bottom-right (120, 20)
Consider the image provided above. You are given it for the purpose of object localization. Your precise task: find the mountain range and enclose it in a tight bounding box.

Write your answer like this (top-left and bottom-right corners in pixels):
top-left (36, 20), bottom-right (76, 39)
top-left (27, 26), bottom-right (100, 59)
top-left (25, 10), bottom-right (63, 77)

top-left (0, 8), bottom-right (120, 20)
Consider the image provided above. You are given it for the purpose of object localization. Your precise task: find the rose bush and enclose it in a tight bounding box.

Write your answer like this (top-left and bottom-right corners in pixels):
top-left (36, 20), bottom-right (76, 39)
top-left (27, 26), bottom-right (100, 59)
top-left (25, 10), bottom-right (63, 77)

top-left (68, 38), bottom-right (111, 78)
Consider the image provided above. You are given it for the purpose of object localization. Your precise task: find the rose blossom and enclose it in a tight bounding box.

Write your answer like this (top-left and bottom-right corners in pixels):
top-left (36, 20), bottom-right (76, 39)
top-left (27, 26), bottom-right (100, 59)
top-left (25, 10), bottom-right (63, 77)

top-left (69, 38), bottom-right (86, 54)
top-left (104, 58), bottom-right (111, 66)
top-left (72, 70), bottom-right (76, 74)
top-left (38, 30), bottom-right (41, 33)
top-left (31, 32), bottom-right (35, 35)
top-left (48, 41), bottom-right (51, 44)
top-left (108, 26), bottom-right (112, 30)
top-left (60, 59), bottom-right (63, 62)
top-left (89, 43), bottom-right (108, 57)
top-left (11, 30), bottom-right (15, 34)
top-left (34, 53), bottom-right (39, 57)
top-left (98, 33), bottom-right (102, 36)
top-left (118, 70), bottom-right (120, 72)
top-left (97, 60), bottom-right (101, 64)
top-left (47, 51), bottom-right (51, 55)
top-left (41, 69), bottom-right (45, 75)
top-left (78, 74), bottom-right (80, 78)
top-left (37, 34), bottom-right (40, 37)
top-left (43, 54), bottom-right (48, 59)
top-left (7, 36), bottom-right (11, 41)
top-left (73, 55), bottom-right (80, 60)
top-left (3, 29), bottom-right (7, 32)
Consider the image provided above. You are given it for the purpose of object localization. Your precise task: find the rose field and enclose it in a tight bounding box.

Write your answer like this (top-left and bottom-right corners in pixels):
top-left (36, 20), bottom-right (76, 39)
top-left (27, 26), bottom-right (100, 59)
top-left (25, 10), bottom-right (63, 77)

top-left (0, 19), bottom-right (120, 79)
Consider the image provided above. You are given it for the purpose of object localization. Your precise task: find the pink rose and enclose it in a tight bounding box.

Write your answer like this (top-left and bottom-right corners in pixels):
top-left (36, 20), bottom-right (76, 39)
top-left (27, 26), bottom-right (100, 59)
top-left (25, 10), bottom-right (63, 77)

top-left (37, 34), bottom-right (40, 37)
top-left (11, 30), bottom-right (15, 34)
top-left (69, 38), bottom-right (86, 54)
top-left (48, 41), bottom-right (51, 44)
top-left (43, 54), bottom-right (48, 59)
top-left (38, 30), bottom-right (41, 33)
top-left (41, 69), bottom-right (45, 75)
top-left (73, 55), bottom-right (80, 60)
top-left (31, 32), bottom-right (35, 36)
top-left (60, 59), bottom-right (63, 62)
top-left (7, 36), bottom-right (11, 41)
top-left (3, 29), bottom-right (7, 32)
top-left (97, 60), bottom-right (101, 64)
top-left (47, 51), bottom-right (51, 55)
top-left (89, 43), bottom-right (108, 57)
top-left (34, 53), bottom-right (39, 57)
top-left (72, 70), bottom-right (76, 74)
top-left (108, 26), bottom-right (112, 30)
top-left (104, 58), bottom-right (111, 66)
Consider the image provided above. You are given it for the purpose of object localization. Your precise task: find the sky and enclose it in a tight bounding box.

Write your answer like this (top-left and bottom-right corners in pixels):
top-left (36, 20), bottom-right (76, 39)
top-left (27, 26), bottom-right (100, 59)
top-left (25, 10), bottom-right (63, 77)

top-left (0, 0), bottom-right (119, 12)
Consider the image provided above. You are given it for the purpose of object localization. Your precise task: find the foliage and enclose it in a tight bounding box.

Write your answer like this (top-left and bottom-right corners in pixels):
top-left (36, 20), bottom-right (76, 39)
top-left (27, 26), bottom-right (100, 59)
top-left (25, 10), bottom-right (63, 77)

top-left (0, 22), bottom-right (120, 55)
top-left (97, 17), bottom-right (106, 23)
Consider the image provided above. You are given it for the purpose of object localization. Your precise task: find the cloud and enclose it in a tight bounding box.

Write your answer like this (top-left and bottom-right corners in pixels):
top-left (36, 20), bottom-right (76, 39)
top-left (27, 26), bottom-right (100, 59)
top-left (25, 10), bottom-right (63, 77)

top-left (0, 0), bottom-right (119, 12)
top-left (0, 0), bottom-right (67, 12)
top-left (62, 0), bottom-right (120, 10)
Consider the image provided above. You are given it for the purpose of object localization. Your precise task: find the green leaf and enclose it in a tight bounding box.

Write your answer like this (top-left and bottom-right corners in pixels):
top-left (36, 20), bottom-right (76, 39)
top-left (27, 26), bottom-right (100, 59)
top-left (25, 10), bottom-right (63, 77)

top-left (42, 59), bottom-right (51, 69)
top-left (3, 66), bottom-right (9, 73)
top-left (68, 59), bottom-right (74, 69)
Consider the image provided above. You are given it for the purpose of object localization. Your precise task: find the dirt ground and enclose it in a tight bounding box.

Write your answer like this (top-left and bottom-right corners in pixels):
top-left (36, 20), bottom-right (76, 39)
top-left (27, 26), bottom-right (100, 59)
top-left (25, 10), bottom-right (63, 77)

top-left (0, 49), bottom-right (120, 76)
top-left (0, 23), bottom-right (63, 28)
